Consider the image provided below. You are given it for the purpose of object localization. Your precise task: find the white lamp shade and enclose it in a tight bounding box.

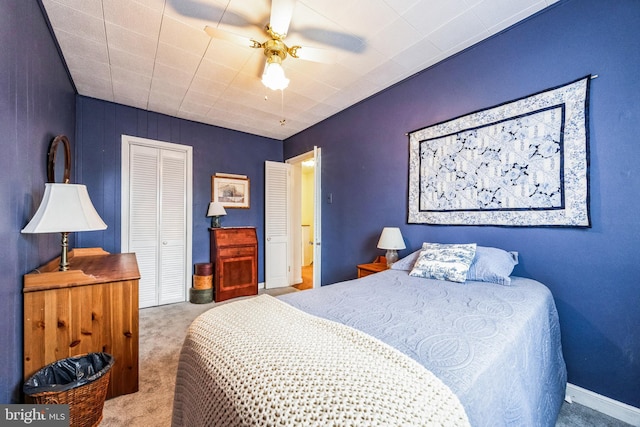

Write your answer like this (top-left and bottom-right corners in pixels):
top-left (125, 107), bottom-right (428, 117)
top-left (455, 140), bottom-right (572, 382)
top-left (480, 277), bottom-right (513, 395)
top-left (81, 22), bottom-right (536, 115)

top-left (21, 183), bottom-right (107, 233)
top-left (207, 201), bottom-right (227, 217)
top-left (377, 227), bottom-right (406, 250)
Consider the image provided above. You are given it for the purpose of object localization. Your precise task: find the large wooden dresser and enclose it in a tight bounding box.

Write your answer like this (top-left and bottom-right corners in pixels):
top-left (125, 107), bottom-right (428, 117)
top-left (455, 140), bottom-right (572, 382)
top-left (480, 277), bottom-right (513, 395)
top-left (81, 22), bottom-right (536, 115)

top-left (23, 248), bottom-right (140, 399)
top-left (210, 227), bottom-right (258, 302)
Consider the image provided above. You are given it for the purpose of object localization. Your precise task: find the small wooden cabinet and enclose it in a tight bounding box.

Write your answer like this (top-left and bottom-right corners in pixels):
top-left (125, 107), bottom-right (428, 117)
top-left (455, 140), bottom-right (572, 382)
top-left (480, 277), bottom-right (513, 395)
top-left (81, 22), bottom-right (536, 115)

top-left (23, 248), bottom-right (140, 400)
top-left (357, 257), bottom-right (389, 278)
top-left (210, 227), bottom-right (258, 302)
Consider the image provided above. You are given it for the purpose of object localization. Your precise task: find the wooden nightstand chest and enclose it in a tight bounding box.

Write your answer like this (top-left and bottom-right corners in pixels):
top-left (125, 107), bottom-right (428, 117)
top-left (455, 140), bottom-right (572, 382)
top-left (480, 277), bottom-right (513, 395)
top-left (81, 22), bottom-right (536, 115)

top-left (357, 257), bottom-right (389, 278)
top-left (23, 248), bottom-right (140, 399)
top-left (210, 227), bottom-right (258, 302)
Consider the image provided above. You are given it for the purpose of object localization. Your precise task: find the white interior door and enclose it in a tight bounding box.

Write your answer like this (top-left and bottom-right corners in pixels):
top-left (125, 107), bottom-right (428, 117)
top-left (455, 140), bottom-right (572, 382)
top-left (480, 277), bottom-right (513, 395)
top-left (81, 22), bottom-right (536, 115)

top-left (121, 135), bottom-right (192, 308)
top-left (265, 160), bottom-right (291, 288)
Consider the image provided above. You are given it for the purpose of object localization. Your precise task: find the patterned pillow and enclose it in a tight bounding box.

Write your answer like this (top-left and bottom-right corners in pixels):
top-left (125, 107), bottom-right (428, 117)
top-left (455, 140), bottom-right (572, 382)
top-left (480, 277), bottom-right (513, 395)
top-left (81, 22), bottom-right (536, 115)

top-left (409, 243), bottom-right (477, 283)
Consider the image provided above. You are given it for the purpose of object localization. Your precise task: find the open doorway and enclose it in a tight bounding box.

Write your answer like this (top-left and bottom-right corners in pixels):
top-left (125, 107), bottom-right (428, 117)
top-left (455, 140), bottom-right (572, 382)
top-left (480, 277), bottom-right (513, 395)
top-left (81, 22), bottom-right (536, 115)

top-left (287, 149), bottom-right (320, 290)
top-left (295, 158), bottom-right (315, 290)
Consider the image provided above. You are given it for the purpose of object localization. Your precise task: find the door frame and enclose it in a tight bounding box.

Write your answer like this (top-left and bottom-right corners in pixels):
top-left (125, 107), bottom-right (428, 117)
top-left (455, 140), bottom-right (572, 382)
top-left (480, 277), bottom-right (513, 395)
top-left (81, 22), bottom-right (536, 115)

top-left (286, 148), bottom-right (321, 289)
top-left (120, 134), bottom-right (193, 304)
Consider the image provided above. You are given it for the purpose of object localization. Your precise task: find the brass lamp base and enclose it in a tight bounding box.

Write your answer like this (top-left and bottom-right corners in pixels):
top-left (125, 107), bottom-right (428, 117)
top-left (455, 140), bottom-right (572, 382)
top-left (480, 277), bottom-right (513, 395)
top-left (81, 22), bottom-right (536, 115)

top-left (59, 231), bottom-right (70, 271)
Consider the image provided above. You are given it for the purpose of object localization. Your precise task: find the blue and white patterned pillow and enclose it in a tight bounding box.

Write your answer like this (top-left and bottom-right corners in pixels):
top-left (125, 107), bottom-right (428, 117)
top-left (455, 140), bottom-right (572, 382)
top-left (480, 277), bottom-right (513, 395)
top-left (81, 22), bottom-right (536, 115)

top-left (409, 243), bottom-right (477, 283)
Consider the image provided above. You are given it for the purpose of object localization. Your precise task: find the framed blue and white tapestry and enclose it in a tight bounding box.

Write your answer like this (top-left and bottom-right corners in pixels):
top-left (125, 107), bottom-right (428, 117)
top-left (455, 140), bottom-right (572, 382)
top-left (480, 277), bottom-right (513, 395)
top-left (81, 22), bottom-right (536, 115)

top-left (408, 76), bottom-right (591, 227)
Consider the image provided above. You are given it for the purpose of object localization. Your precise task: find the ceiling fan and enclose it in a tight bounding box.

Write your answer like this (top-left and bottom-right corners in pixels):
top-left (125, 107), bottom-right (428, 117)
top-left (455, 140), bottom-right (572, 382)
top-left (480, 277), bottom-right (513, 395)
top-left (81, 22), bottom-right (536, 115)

top-left (203, 0), bottom-right (347, 91)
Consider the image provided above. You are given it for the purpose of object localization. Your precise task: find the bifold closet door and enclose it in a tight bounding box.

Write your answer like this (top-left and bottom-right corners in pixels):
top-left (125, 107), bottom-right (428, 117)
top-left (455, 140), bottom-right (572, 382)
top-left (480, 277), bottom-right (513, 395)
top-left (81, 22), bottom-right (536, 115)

top-left (127, 144), bottom-right (188, 308)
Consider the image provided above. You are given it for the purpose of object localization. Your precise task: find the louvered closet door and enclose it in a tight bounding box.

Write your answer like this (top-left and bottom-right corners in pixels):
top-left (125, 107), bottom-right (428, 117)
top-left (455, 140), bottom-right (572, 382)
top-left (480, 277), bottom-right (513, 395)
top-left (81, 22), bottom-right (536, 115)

top-left (158, 149), bottom-right (187, 305)
top-left (129, 144), bottom-right (160, 308)
top-left (128, 143), bottom-right (188, 308)
top-left (265, 161), bottom-right (291, 288)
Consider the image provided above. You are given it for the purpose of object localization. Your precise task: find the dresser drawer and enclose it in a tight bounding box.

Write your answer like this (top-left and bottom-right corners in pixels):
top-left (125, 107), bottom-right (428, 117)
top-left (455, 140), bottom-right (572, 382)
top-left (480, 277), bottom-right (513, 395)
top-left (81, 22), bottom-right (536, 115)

top-left (219, 246), bottom-right (255, 258)
top-left (213, 228), bottom-right (256, 247)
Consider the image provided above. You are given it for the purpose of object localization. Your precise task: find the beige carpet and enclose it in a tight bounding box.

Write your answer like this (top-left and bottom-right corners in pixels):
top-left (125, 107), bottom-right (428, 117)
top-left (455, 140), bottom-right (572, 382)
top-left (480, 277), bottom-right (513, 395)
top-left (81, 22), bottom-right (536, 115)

top-left (100, 286), bottom-right (631, 427)
top-left (100, 287), bottom-right (298, 426)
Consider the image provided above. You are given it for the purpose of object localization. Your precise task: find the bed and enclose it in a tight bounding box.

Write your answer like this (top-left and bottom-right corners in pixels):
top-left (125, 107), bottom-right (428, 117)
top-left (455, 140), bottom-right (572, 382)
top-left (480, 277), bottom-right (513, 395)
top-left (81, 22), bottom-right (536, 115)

top-left (172, 245), bottom-right (567, 427)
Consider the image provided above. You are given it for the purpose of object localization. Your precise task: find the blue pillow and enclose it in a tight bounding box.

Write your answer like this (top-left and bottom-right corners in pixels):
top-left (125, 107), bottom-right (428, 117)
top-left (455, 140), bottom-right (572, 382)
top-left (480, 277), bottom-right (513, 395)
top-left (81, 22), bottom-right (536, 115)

top-left (409, 243), bottom-right (477, 283)
top-left (466, 246), bottom-right (518, 286)
top-left (390, 249), bottom-right (421, 271)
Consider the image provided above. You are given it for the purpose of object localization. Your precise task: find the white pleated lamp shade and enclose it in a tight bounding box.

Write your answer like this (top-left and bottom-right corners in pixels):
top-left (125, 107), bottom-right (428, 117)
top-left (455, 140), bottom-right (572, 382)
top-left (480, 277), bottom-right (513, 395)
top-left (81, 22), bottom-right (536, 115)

top-left (21, 183), bottom-right (107, 233)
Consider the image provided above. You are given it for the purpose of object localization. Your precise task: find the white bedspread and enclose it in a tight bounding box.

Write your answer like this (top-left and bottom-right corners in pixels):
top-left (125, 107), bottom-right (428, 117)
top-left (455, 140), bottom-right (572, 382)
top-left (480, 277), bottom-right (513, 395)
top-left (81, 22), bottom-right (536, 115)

top-left (172, 294), bottom-right (470, 427)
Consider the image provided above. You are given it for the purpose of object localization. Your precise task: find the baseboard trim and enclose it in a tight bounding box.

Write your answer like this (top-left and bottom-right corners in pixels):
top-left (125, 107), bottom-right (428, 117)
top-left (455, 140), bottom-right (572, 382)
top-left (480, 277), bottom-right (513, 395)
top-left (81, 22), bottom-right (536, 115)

top-left (566, 383), bottom-right (640, 426)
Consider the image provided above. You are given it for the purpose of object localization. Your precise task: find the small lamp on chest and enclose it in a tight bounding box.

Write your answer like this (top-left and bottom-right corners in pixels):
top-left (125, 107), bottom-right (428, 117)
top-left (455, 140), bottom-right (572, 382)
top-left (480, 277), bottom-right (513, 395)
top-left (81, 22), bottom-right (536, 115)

top-left (377, 227), bottom-right (406, 267)
top-left (207, 201), bottom-right (227, 228)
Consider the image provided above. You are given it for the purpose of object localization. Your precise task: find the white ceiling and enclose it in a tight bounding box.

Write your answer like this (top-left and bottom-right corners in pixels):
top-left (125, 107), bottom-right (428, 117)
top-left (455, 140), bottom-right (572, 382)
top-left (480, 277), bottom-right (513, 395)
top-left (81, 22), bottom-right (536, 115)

top-left (41, 0), bottom-right (558, 140)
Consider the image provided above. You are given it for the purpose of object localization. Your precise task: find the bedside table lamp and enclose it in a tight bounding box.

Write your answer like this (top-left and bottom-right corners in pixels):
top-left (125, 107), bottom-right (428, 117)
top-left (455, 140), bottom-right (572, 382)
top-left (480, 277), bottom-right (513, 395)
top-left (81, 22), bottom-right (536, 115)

top-left (207, 201), bottom-right (227, 228)
top-left (21, 183), bottom-right (107, 271)
top-left (377, 227), bottom-right (406, 267)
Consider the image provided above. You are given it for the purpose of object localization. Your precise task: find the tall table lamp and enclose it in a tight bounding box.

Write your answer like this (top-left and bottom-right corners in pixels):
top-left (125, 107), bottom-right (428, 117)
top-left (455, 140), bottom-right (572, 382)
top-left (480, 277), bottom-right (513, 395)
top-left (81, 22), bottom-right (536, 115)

top-left (21, 183), bottom-right (108, 271)
top-left (207, 201), bottom-right (227, 228)
top-left (377, 227), bottom-right (406, 267)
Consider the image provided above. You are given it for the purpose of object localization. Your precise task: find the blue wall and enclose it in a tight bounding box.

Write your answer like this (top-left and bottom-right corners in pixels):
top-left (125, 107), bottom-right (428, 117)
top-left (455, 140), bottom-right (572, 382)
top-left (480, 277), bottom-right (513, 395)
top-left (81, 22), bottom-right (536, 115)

top-left (0, 1), bottom-right (76, 402)
top-left (284, 0), bottom-right (639, 407)
top-left (3, 0), bottom-right (638, 411)
top-left (1, 2), bottom-right (281, 402)
top-left (75, 97), bottom-right (283, 281)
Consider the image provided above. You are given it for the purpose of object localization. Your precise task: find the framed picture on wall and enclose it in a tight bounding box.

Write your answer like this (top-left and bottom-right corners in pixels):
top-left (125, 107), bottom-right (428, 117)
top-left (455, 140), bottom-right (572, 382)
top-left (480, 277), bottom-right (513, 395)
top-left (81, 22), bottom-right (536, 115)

top-left (212, 174), bottom-right (250, 208)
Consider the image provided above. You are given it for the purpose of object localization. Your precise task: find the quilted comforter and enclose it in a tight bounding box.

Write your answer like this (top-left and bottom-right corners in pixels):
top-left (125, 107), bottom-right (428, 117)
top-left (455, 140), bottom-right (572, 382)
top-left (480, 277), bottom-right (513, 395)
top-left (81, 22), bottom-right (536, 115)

top-left (279, 270), bottom-right (567, 426)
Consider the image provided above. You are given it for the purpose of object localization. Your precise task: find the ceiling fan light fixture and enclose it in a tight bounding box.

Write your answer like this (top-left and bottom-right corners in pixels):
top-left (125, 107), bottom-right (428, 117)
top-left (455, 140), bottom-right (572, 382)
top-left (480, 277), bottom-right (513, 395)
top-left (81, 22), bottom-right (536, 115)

top-left (262, 55), bottom-right (289, 91)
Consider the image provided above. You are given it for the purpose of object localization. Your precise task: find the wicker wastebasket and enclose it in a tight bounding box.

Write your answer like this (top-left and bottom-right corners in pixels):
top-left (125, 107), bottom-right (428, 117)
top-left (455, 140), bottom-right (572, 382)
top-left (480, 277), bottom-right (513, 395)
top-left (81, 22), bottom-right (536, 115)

top-left (23, 352), bottom-right (114, 427)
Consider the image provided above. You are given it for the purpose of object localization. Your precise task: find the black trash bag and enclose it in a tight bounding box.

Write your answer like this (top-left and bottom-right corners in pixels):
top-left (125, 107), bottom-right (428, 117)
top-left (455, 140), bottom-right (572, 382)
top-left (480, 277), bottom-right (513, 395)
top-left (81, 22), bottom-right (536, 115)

top-left (23, 352), bottom-right (114, 395)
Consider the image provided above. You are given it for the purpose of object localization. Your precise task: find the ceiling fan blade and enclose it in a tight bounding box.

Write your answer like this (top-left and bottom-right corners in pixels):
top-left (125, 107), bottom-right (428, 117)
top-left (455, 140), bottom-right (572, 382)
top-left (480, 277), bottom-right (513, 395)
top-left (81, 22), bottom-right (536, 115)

top-left (172, 1), bottom-right (255, 29)
top-left (289, 45), bottom-right (333, 63)
top-left (269, 0), bottom-right (296, 37)
top-left (295, 27), bottom-right (366, 53)
top-left (204, 26), bottom-right (259, 49)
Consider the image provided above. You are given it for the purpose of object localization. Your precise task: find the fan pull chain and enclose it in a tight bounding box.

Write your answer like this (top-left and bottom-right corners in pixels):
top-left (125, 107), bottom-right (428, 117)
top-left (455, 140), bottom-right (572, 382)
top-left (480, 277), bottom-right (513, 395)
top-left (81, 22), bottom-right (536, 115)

top-left (280, 90), bottom-right (286, 126)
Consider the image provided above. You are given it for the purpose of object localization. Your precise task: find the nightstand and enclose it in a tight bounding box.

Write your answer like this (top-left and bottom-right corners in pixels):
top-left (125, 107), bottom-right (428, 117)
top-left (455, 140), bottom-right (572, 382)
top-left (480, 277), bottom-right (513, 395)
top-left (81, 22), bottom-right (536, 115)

top-left (357, 258), bottom-right (389, 278)
top-left (210, 227), bottom-right (258, 302)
